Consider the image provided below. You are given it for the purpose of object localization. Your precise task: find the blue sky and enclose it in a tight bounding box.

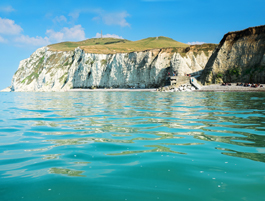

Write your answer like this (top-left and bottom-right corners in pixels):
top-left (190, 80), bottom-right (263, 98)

top-left (0, 0), bottom-right (264, 89)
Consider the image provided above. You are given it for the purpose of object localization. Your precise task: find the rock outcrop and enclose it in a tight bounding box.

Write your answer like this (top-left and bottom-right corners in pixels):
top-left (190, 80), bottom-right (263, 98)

top-left (0, 86), bottom-right (11, 92)
top-left (200, 25), bottom-right (265, 84)
top-left (11, 45), bottom-right (214, 92)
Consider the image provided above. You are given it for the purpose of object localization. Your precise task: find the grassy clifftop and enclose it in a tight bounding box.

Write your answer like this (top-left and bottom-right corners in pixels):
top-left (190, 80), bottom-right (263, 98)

top-left (48, 36), bottom-right (189, 54)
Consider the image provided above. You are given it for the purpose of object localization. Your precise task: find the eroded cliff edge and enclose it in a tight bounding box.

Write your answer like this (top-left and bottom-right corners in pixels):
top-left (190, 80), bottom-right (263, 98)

top-left (200, 25), bottom-right (265, 84)
top-left (11, 44), bottom-right (214, 92)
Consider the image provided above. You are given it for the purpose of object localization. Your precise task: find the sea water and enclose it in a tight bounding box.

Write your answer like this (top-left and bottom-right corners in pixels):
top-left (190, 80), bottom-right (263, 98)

top-left (0, 92), bottom-right (265, 201)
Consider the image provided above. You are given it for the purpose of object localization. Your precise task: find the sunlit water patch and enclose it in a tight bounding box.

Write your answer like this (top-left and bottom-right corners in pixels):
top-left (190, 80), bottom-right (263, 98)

top-left (0, 92), bottom-right (265, 201)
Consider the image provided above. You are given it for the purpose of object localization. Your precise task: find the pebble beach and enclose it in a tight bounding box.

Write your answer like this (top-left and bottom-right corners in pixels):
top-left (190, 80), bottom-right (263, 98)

top-left (197, 83), bottom-right (265, 92)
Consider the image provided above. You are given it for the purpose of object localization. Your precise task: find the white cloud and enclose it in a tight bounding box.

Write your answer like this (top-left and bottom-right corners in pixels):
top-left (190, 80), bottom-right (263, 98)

top-left (11, 25), bottom-right (86, 46)
top-left (0, 17), bottom-right (22, 35)
top-left (0, 15), bottom-right (85, 46)
top-left (0, 6), bottom-right (15, 13)
top-left (187, 41), bottom-right (205, 45)
top-left (0, 35), bottom-right (8, 43)
top-left (94, 33), bottom-right (123, 39)
top-left (46, 30), bottom-right (64, 42)
top-left (14, 35), bottom-right (50, 46)
top-left (53, 15), bottom-right (67, 23)
top-left (46, 25), bottom-right (86, 43)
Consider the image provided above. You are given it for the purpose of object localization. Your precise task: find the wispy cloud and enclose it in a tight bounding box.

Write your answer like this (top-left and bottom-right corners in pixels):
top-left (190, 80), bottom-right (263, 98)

top-left (69, 9), bottom-right (130, 27)
top-left (92, 16), bottom-right (101, 22)
top-left (0, 17), bottom-right (22, 35)
top-left (187, 41), bottom-right (205, 45)
top-left (53, 15), bottom-right (67, 23)
top-left (0, 35), bottom-right (8, 43)
top-left (68, 11), bottom-right (81, 21)
top-left (69, 8), bottom-right (102, 21)
top-left (94, 33), bottom-right (123, 39)
top-left (0, 5), bottom-right (15, 13)
top-left (101, 11), bottom-right (130, 27)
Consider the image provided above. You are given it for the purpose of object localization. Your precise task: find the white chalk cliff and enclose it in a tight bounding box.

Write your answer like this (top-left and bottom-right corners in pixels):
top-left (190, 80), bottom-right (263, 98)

top-left (11, 46), bottom-right (213, 91)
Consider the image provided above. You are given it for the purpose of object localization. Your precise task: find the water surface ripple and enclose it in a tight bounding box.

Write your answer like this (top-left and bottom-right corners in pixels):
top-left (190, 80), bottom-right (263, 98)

top-left (0, 92), bottom-right (265, 201)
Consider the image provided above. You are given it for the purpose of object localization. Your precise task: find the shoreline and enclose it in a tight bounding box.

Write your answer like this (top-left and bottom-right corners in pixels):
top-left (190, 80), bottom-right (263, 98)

top-left (2, 84), bottom-right (265, 93)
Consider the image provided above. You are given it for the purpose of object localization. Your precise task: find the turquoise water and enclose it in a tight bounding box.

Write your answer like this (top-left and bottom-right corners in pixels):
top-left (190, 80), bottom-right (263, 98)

top-left (0, 92), bottom-right (265, 201)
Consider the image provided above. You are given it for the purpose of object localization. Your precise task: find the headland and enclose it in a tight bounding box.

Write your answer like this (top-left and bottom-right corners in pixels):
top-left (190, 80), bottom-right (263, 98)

top-left (2, 25), bottom-right (265, 92)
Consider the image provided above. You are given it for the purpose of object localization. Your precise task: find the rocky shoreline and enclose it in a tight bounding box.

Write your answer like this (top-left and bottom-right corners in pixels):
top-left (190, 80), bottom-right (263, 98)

top-left (156, 84), bottom-right (196, 92)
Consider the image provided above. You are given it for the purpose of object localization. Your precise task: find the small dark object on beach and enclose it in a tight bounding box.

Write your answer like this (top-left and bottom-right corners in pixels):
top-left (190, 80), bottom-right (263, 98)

top-left (244, 83), bottom-right (251, 87)
top-left (250, 83), bottom-right (260, 88)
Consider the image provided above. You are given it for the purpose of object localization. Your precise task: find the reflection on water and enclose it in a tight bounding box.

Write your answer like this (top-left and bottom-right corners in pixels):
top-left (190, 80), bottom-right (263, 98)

top-left (49, 167), bottom-right (85, 177)
top-left (42, 154), bottom-right (61, 160)
top-left (0, 92), bottom-right (265, 201)
top-left (216, 147), bottom-right (265, 163)
top-left (107, 144), bottom-right (186, 155)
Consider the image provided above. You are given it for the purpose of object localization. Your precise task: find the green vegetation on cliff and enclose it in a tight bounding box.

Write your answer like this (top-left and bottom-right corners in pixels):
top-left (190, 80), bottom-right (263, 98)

top-left (48, 36), bottom-right (189, 54)
top-left (21, 56), bottom-right (45, 85)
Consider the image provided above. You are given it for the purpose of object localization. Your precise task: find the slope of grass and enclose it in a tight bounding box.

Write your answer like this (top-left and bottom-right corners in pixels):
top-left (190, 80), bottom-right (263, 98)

top-left (48, 36), bottom-right (189, 54)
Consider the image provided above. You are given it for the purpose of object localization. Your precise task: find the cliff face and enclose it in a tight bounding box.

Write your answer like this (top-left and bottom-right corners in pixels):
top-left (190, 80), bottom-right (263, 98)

top-left (11, 45), bottom-right (213, 91)
top-left (200, 25), bottom-right (265, 84)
